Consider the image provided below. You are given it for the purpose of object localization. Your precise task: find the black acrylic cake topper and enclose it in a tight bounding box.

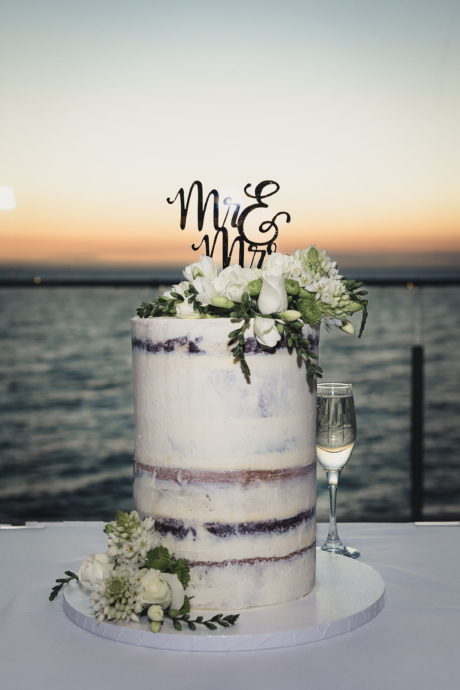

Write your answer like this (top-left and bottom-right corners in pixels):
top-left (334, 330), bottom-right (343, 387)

top-left (167, 180), bottom-right (290, 268)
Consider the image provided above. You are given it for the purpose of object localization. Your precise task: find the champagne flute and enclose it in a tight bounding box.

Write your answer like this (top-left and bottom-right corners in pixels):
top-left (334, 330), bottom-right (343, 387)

top-left (316, 382), bottom-right (360, 558)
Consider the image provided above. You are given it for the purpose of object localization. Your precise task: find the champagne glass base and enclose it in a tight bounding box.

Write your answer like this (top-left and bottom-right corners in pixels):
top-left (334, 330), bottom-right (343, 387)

top-left (321, 543), bottom-right (360, 559)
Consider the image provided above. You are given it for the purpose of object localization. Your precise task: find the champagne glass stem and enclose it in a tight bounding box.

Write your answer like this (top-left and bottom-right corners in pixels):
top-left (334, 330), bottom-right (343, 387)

top-left (325, 470), bottom-right (342, 548)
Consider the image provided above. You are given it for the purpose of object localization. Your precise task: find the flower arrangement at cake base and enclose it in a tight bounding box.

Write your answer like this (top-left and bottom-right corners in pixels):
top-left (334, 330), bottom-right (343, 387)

top-left (50, 510), bottom-right (239, 634)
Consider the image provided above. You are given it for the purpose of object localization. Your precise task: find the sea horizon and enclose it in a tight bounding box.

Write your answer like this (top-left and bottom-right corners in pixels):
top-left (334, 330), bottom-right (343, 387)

top-left (1, 280), bottom-right (459, 523)
top-left (2, 251), bottom-right (460, 285)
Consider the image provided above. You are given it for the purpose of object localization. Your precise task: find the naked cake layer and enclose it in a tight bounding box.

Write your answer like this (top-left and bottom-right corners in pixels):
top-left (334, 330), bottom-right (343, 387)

top-left (132, 316), bottom-right (319, 609)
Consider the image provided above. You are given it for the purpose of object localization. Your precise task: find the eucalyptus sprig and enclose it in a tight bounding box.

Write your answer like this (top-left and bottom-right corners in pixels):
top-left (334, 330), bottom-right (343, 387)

top-left (165, 596), bottom-right (240, 631)
top-left (228, 293), bottom-right (255, 378)
top-left (341, 278), bottom-right (369, 338)
top-left (49, 571), bottom-right (78, 601)
top-left (136, 292), bottom-right (183, 319)
top-left (184, 284), bottom-right (207, 316)
top-left (282, 320), bottom-right (323, 380)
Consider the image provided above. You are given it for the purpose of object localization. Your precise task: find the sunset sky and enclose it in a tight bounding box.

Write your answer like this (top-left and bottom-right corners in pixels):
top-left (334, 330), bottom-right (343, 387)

top-left (1, 0), bottom-right (460, 267)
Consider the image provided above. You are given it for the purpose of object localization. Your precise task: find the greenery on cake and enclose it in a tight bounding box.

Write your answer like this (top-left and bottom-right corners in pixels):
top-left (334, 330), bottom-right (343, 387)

top-left (136, 247), bottom-right (368, 378)
top-left (49, 510), bottom-right (239, 634)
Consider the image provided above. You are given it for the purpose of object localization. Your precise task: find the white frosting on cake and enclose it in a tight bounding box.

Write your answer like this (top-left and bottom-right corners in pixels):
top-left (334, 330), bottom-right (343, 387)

top-left (131, 316), bottom-right (319, 610)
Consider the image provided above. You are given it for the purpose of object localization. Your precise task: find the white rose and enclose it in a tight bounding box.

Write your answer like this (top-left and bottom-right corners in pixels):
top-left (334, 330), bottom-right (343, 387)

top-left (257, 275), bottom-right (288, 314)
top-left (253, 316), bottom-right (282, 348)
top-left (219, 264), bottom-right (240, 280)
top-left (219, 263), bottom-right (258, 282)
top-left (238, 267), bottom-right (259, 284)
top-left (78, 553), bottom-right (114, 591)
top-left (141, 569), bottom-right (172, 609)
top-left (260, 253), bottom-right (291, 278)
top-left (211, 274), bottom-right (230, 295)
top-left (183, 254), bottom-right (218, 281)
top-left (225, 280), bottom-right (249, 303)
top-left (141, 570), bottom-right (185, 611)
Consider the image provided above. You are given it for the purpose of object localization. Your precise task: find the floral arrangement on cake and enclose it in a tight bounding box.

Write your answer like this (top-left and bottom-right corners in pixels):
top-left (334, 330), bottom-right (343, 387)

top-left (136, 247), bottom-right (368, 378)
top-left (50, 510), bottom-right (239, 634)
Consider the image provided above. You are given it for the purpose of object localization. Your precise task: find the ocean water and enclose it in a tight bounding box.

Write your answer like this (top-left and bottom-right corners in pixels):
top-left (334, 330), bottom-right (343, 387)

top-left (0, 285), bottom-right (459, 523)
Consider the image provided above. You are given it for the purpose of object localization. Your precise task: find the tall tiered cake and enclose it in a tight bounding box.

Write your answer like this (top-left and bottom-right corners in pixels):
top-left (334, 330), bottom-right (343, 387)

top-left (132, 316), bottom-right (318, 610)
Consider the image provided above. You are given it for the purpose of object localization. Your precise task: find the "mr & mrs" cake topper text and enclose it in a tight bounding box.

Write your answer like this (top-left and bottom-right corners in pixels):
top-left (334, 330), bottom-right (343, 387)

top-left (167, 180), bottom-right (290, 269)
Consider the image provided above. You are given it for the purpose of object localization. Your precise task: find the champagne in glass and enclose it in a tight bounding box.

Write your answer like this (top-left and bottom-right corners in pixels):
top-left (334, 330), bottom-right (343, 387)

top-left (317, 383), bottom-right (360, 558)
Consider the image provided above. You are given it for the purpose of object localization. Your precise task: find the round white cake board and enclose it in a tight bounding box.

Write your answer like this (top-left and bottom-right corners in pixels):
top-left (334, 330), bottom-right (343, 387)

top-left (63, 549), bottom-right (385, 652)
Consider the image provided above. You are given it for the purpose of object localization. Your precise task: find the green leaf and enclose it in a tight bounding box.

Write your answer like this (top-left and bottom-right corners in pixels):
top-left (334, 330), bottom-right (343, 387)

top-left (145, 545), bottom-right (173, 572)
top-left (168, 609), bottom-right (181, 618)
top-left (145, 546), bottom-right (190, 588)
top-left (115, 509), bottom-right (128, 525)
top-left (241, 359), bottom-right (251, 377)
top-left (49, 571), bottom-right (78, 601)
top-left (188, 622), bottom-right (197, 630)
top-left (180, 596), bottom-right (191, 615)
top-left (103, 523), bottom-right (114, 534)
top-left (205, 622), bottom-right (217, 630)
top-left (174, 620), bottom-right (183, 631)
top-left (223, 614), bottom-right (240, 624)
top-left (170, 558), bottom-right (191, 589)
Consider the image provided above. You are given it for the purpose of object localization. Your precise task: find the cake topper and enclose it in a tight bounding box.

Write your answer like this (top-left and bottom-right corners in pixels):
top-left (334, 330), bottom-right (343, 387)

top-left (167, 180), bottom-right (291, 268)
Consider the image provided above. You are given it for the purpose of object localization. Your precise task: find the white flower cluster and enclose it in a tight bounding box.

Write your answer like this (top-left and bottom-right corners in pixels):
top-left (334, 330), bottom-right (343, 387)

top-left (165, 254), bottom-right (259, 318)
top-left (105, 512), bottom-right (157, 567)
top-left (88, 564), bottom-right (185, 625)
top-left (76, 511), bottom-right (184, 626)
top-left (90, 571), bottom-right (144, 624)
top-left (164, 246), bottom-right (360, 342)
top-left (292, 247), bottom-right (361, 327)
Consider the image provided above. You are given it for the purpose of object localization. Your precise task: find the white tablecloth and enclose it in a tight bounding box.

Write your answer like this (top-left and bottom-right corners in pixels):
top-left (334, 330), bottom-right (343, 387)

top-left (1, 522), bottom-right (459, 690)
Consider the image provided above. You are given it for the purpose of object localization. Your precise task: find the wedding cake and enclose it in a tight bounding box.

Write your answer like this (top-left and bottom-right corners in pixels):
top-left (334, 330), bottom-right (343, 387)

top-left (132, 316), bottom-right (319, 610)
top-left (53, 190), bottom-right (367, 633)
